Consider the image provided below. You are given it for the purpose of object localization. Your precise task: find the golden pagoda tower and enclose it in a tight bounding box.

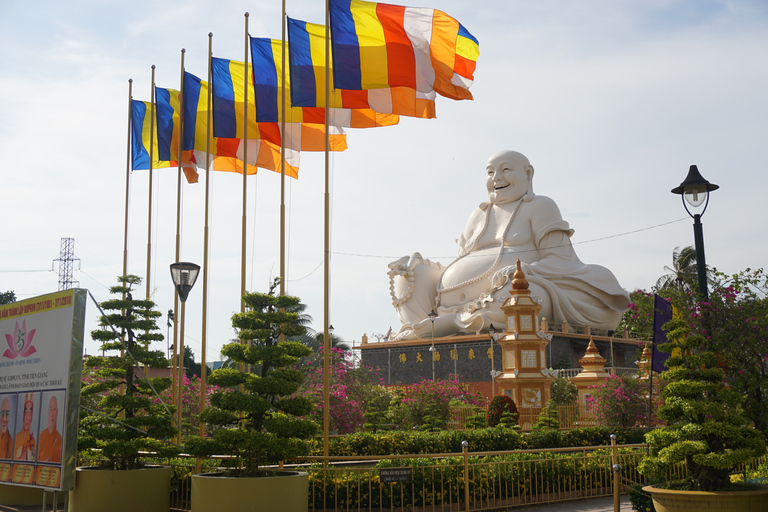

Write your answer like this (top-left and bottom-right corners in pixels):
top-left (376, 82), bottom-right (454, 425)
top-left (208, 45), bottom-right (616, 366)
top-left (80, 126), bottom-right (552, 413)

top-left (571, 337), bottom-right (611, 407)
top-left (495, 260), bottom-right (556, 415)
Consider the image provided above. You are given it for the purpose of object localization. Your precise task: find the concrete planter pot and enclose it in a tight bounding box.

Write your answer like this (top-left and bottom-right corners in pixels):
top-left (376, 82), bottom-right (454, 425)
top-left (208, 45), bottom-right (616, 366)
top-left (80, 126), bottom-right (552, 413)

top-left (0, 483), bottom-right (65, 506)
top-left (68, 465), bottom-right (171, 512)
top-left (191, 471), bottom-right (308, 512)
top-left (643, 484), bottom-right (768, 512)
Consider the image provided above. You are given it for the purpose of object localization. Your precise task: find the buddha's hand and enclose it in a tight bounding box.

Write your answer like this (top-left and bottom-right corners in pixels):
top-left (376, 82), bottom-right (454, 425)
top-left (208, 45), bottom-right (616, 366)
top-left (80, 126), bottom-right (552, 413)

top-left (388, 252), bottom-right (425, 272)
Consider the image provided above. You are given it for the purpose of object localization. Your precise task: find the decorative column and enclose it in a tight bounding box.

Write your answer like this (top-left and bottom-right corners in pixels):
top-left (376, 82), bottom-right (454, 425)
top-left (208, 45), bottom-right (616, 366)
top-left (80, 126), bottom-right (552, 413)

top-left (495, 260), bottom-right (555, 414)
top-left (637, 343), bottom-right (652, 381)
top-left (571, 337), bottom-right (610, 407)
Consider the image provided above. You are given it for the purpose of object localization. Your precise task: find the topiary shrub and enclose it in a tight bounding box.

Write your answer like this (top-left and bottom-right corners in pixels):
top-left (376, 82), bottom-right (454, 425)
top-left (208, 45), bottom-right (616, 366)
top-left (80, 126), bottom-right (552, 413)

top-left (80, 275), bottom-right (178, 470)
top-left (532, 399), bottom-right (560, 430)
top-left (638, 318), bottom-right (767, 491)
top-left (487, 395), bottom-right (518, 427)
top-left (185, 281), bottom-right (318, 476)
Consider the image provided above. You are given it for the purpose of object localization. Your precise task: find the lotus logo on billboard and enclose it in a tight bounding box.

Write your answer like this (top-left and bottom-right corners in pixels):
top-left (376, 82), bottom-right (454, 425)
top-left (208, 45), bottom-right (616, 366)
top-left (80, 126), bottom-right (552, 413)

top-left (3, 320), bottom-right (37, 360)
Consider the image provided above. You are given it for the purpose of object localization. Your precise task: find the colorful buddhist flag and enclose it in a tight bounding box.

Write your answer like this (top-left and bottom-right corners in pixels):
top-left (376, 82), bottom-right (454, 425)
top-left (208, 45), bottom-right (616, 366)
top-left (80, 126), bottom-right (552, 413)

top-left (329, 0), bottom-right (479, 100)
top-left (210, 57), bottom-right (348, 152)
top-left (131, 99), bottom-right (176, 171)
top-left (155, 86), bottom-right (201, 183)
top-left (250, 35), bottom-right (400, 127)
top-left (287, 17), bottom-right (436, 118)
top-left (182, 71), bottom-right (300, 179)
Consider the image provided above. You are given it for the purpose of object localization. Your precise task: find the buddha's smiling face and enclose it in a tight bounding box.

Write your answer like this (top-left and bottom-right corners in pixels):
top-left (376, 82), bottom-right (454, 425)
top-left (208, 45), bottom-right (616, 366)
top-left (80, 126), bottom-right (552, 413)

top-left (486, 151), bottom-right (532, 205)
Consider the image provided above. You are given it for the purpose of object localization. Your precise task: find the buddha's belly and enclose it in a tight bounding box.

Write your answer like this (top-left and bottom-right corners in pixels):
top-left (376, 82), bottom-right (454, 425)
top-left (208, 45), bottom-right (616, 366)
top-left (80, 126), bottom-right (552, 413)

top-left (439, 247), bottom-right (534, 307)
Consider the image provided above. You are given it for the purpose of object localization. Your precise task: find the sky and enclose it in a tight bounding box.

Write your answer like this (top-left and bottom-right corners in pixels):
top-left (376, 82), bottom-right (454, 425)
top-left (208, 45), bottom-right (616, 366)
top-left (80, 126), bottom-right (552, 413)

top-left (1, 0), bottom-right (767, 363)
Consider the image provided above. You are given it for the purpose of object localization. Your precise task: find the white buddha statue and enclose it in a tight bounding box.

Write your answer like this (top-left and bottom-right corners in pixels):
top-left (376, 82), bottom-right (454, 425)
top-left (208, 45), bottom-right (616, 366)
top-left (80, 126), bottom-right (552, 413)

top-left (388, 150), bottom-right (630, 340)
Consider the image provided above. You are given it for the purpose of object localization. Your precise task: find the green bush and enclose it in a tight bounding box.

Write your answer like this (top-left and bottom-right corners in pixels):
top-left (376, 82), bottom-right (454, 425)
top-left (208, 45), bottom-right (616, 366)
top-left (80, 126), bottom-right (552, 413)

top-left (550, 376), bottom-right (578, 406)
top-left (487, 395), bottom-right (518, 427)
top-left (627, 483), bottom-right (657, 512)
top-left (308, 426), bottom-right (646, 456)
top-left (307, 448), bottom-right (644, 509)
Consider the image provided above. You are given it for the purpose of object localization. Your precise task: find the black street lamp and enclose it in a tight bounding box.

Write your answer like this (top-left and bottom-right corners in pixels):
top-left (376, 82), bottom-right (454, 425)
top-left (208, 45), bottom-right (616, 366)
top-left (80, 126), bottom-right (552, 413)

top-left (671, 165), bottom-right (718, 300)
top-left (488, 324), bottom-right (497, 397)
top-left (169, 262), bottom-right (200, 441)
top-left (428, 310), bottom-right (437, 381)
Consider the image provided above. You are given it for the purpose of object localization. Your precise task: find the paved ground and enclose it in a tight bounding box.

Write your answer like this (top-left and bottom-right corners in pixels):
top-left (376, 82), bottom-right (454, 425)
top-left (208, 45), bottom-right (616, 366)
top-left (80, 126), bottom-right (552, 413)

top-left (509, 495), bottom-right (633, 512)
top-left (0, 495), bottom-right (634, 512)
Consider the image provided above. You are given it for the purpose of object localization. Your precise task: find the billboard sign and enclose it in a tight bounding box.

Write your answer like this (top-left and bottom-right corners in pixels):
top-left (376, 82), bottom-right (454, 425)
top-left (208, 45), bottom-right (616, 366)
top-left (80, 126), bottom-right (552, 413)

top-left (0, 289), bottom-right (86, 491)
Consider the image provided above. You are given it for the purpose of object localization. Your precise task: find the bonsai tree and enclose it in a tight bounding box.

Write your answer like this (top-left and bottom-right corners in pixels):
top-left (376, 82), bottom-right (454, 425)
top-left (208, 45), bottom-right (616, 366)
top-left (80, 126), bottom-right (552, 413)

top-left (79, 275), bottom-right (178, 469)
top-left (186, 280), bottom-right (318, 476)
top-left (532, 399), bottom-right (560, 430)
top-left (638, 318), bottom-right (767, 491)
top-left (463, 406), bottom-right (488, 430)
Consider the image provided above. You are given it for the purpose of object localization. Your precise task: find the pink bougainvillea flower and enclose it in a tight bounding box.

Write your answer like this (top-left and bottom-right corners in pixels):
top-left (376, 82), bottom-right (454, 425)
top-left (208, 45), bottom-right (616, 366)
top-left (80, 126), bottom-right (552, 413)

top-left (4, 320), bottom-right (37, 359)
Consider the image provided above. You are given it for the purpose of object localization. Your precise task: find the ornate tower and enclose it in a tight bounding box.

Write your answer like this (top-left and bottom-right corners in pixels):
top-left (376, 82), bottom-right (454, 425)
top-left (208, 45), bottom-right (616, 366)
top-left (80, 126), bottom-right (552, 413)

top-left (571, 337), bottom-right (611, 407)
top-left (495, 260), bottom-right (555, 411)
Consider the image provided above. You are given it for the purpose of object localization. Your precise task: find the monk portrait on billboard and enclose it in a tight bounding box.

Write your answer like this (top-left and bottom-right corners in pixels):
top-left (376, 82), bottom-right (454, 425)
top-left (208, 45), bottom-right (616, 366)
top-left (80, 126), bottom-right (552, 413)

top-left (13, 393), bottom-right (36, 461)
top-left (0, 397), bottom-right (12, 459)
top-left (37, 395), bottom-right (62, 463)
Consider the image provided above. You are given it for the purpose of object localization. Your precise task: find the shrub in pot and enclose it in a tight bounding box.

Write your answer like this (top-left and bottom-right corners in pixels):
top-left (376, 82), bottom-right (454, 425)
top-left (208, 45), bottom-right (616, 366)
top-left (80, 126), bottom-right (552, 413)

top-left (185, 281), bottom-right (318, 511)
top-left (74, 275), bottom-right (178, 512)
top-left (638, 317), bottom-right (767, 510)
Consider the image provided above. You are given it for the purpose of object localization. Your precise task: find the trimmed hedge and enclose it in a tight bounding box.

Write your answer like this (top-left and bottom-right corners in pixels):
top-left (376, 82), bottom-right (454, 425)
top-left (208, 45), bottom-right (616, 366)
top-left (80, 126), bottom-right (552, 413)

top-left (308, 426), bottom-right (646, 456)
top-left (307, 448), bottom-right (643, 509)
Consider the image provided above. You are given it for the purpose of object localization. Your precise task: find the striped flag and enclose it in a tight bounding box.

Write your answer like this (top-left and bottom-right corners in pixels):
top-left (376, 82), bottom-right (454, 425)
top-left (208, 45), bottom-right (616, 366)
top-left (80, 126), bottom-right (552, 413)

top-left (211, 57), bottom-right (348, 152)
top-left (329, 0), bottom-right (479, 100)
top-left (131, 99), bottom-right (176, 171)
top-left (250, 35), bottom-right (400, 127)
top-left (155, 86), bottom-right (200, 183)
top-left (181, 72), bottom-right (300, 179)
top-left (287, 17), bottom-right (436, 119)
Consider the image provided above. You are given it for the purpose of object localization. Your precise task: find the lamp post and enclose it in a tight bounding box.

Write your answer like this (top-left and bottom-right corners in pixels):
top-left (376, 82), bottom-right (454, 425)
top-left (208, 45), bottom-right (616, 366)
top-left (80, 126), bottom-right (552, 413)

top-left (428, 310), bottom-right (437, 381)
top-left (671, 165), bottom-right (719, 300)
top-left (169, 262), bottom-right (200, 442)
top-left (488, 324), bottom-right (497, 398)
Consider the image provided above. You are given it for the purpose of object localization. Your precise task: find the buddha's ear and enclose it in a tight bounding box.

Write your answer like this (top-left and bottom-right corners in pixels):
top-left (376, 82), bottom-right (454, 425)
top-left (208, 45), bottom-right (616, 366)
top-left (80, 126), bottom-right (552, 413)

top-left (524, 165), bottom-right (535, 202)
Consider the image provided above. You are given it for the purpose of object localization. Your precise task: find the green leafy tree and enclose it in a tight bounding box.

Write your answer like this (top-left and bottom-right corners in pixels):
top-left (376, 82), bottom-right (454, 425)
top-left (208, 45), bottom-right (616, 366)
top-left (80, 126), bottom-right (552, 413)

top-left (638, 318), bottom-right (766, 491)
top-left (183, 345), bottom-right (202, 378)
top-left (550, 376), bottom-right (578, 406)
top-left (80, 275), bottom-right (177, 470)
top-left (185, 280), bottom-right (318, 476)
top-left (0, 291), bottom-right (15, 305)
top-left (655, 245), bottom-right (700, 292)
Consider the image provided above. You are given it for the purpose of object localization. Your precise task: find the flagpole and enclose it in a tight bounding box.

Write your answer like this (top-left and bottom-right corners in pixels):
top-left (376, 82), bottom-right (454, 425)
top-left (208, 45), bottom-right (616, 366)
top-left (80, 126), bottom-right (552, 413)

top-left (200, 32), bottom-right (214, 439)
top-left (241, 13), bottom-right (249, 377)
top-left (172, 50), bottom-right (185, 420)
top-left (123, 79), bottom-right (133, 281)
top-left (323, 0), bottom-right (331, 459)
top-left (280, 0), bottom-right (287, 299)
top-left (147, 65), bottom-right (156, 305)
top-left (122, 79), bottom-right (133, 362)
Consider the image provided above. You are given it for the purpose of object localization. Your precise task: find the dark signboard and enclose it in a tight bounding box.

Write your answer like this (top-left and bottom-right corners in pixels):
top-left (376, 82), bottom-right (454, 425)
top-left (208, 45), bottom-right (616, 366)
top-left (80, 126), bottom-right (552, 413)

top-left (379, 467), bottom-right (412, 483)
